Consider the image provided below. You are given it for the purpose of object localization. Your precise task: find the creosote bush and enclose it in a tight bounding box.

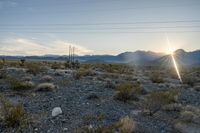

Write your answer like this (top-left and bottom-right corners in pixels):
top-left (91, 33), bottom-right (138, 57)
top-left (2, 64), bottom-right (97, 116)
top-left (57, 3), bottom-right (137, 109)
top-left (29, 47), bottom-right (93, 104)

top-left (0, 69), bottom-right (7, 79)
top-left (182, 76), bottom-right (196, 86)
top-left (114, 82), bottom-right (144, 102)
top-left (35, 83), bottom-right (56, 92)
top-left (150, 72), bottom-right (164, 83)
top-left (73, 69), bottom-right (96, 79)
top-left (0, 62), bottom-right (4, 69)
top-left (0, 96), bottom-right (28, 128)
top-left (75, 116), bottom-right (136, 133)
top-left (51, 62), bottom-right (61, 70)
top-left (26, 62), bottom-right (47, 75)
top-left (7, 78), bottom-right (35, 91)
top-left (144, 90), bottom-right (178, 115)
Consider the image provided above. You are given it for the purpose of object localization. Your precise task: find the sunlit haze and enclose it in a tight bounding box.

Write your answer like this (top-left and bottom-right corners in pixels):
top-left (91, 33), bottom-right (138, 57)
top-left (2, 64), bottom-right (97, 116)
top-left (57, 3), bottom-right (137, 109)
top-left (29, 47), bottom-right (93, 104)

top-left (0, 0), bottom-right (200, 55)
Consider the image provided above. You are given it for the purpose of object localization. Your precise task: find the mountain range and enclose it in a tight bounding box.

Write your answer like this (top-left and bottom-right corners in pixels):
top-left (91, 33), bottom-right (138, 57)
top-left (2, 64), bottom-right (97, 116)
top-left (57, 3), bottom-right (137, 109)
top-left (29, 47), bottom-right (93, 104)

top-left (0, 49), bottom-right (200, 66)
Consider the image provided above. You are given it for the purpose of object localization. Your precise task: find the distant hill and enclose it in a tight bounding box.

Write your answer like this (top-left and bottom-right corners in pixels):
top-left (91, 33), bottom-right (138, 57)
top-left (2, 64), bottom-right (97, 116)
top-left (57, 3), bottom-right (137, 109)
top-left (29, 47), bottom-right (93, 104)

top-left (117, 50), bottom-right (165, 65)
top-left (153, 49), bottom-right (200, 66)
top-left (0, 49), bottom-right (199, 66)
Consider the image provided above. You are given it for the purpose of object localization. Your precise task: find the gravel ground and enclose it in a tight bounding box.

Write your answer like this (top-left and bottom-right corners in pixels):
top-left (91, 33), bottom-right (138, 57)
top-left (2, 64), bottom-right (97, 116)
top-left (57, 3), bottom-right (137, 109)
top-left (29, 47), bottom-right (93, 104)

top-left (0, 67), bottom-right (199, 133)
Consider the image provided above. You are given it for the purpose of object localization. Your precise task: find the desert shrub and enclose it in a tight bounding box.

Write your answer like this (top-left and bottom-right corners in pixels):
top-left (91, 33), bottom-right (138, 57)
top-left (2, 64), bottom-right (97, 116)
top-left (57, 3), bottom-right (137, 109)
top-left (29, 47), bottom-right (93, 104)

top-left (64, 61), bottom-right (71, 68)
top-left (8, 78), bottom-right (34, 91)
top-left (20, 59), bottom-right (26, 66)
top-left (87, 93), bottom-right (99, 100)
top-left (35, 83), bottom-right (56, 92)
top-left (26, 62), bottom-right (47, 75)
top-left (144, 90), bottom-right (178, 115)
top-left (51, 62), bottom-right (61, 70)
top-left (73, 69), bottom-right (96, 79)
top-left (41, 75), bottom-right (54, 82)
top-left (150, 72), bottom-right (164, 83)
top-left (114, 82), bottom-right (134, 102)
top-left (0, 69), bottom-right (7, 79)
top-left (162, 103), bottom-right (183, 112)
top-left (0, 62), bottom-right (4, 69)
top-left (179, 105), bottom-right (200, 123)
top-left (105, 80), bottom-right (116, 89)
top-left (6, 61), bottom-right (19, 68)
top-left (72, 60), bottom-right (80, 69)
top-left (114, 82), bottom-right (144, 102)
top-left (76, 116), bottom-right (135, 133)
top-left (180, 111), bottom-right (197, 123)
top-left (0, 96), bottom-right (28, 127)
top-left (98, 64), bottom-right (134, 74)
top-left (117, 116), bottom-right (136, 133)
top-left (22, 76), bottom-right (32, 82)
top-left (182, 76), bottom-right (195, 86)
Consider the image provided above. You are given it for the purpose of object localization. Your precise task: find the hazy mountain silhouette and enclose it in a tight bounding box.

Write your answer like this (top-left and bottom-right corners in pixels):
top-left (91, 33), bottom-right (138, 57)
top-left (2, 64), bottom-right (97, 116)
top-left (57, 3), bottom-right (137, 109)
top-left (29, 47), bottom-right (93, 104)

top-left (154, 49), bottom-right (200, 66)
top-left (0, 49), bottom-right (199, 66)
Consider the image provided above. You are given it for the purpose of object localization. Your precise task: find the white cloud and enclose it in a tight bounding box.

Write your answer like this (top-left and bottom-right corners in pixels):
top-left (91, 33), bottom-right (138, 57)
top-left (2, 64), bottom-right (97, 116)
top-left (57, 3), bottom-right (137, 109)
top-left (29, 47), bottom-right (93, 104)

top-left (0, 38), bottom-right (93, 56)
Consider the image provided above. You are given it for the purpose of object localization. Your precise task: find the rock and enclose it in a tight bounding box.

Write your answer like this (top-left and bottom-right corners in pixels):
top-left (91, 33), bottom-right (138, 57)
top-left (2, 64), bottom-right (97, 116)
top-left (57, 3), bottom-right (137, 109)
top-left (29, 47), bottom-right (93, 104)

top-left (131, 110), bottom-right (142, 115)
top-left (63, 128), bottom-right (68, 132)
top-left (52, 107), bottom-right (62, 117)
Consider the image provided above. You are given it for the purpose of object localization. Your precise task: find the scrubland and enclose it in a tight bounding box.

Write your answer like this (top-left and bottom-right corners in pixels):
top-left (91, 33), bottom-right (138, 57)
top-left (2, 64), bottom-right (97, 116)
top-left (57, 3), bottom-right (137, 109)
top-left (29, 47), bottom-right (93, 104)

top-left (0, 60), bottom-right (199, 133)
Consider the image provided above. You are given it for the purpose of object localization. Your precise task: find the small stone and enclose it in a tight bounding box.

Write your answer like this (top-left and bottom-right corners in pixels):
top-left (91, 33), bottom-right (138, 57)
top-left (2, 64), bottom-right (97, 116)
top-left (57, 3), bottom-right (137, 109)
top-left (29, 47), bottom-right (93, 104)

top-left (63, 128), bottom-right (68, 132)
top-left (52, 107), bottom-right (62, 117)
top-left (88, 125), bottom-right (93, 129)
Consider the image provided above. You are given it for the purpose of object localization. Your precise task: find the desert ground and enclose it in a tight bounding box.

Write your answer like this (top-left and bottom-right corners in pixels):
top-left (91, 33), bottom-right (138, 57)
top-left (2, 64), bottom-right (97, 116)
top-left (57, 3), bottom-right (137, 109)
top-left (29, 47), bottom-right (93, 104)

top-left (0, 60), bottom-right (199, 133)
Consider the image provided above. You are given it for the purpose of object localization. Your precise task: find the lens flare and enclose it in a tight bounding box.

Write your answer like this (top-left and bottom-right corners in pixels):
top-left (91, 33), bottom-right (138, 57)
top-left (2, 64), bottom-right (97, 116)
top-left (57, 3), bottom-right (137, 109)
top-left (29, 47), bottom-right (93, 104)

top-left (166, 35), bottom-right (182, 83)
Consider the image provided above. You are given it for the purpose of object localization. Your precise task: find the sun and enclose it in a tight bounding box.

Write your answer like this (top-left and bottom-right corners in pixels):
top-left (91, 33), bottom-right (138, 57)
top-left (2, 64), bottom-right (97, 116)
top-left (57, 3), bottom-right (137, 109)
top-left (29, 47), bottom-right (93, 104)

top-left (165, 46), bottom-right (176, 55)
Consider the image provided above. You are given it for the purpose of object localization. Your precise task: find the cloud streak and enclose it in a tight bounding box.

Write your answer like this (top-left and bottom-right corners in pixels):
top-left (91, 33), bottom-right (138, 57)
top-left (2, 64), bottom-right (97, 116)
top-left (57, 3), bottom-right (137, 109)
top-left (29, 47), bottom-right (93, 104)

top-left (0, 38), bottom-right (93, 56)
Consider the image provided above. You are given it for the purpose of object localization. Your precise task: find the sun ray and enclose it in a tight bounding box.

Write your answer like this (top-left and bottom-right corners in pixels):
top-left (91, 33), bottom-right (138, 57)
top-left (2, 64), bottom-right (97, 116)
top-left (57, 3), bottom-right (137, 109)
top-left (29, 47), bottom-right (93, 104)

top-left (165, 34), bottom-right (182, 83)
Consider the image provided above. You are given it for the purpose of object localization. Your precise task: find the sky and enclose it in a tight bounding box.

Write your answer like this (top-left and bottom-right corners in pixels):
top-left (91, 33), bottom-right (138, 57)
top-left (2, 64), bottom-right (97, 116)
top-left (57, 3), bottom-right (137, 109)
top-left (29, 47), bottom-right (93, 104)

top-left (0, 0), bottom-right (200, 56)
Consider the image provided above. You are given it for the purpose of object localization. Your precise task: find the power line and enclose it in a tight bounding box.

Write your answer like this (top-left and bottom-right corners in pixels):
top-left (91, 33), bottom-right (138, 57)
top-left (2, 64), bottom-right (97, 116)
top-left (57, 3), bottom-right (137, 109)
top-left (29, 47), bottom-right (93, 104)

top-left (0, 20), bottom-right (200, 26)
top-left (0, 25), bottom-right (200, 29)
top-left (0, 31), bottom-right (200, 34)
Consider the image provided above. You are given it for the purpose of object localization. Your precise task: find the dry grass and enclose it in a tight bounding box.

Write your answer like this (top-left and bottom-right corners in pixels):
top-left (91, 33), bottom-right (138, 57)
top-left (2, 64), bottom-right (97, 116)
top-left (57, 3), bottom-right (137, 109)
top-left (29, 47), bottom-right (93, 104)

top-left (76, 116), bottom-right (136, 133)
top-left (35, 83), bottom-right (56, 92)
top-left (182, 76), bottom-right (196, 86)
top-left (7, 78), bottom-right (35, 91)
top-left (117, 116), bottom-right (136, 133)
top-left (41, 75), bottom-right (54, 82)
top-left (73, 69), bottom-right (96, 79)
top-left (114, 82), bottom-right (144, 102)
top-left (149, 71), bottom-right (164, 83)
top-left (26, 62), bottom-right (47, 75)
top-left (0, 96), bottom-right (28, 128)
top-left (51, 62), bottom-right (62, 70)
top-left (0, 69), bottom-right (7, 79)
top-left (144, 90), bottom-right (178, 115)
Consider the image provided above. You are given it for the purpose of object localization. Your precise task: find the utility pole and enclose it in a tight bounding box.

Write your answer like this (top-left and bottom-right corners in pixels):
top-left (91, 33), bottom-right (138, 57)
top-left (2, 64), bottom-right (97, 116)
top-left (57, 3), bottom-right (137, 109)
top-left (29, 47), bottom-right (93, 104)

top-left (73, 47), bottom-right (75, 62)
top-left (69, 45), bottom-right (71, 62)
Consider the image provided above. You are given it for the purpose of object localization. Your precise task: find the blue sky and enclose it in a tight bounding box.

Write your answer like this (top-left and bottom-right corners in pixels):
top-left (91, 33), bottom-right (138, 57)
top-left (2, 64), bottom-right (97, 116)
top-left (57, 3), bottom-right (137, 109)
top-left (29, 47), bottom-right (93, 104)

top-left (0, 0), bottom-right (200, 55)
